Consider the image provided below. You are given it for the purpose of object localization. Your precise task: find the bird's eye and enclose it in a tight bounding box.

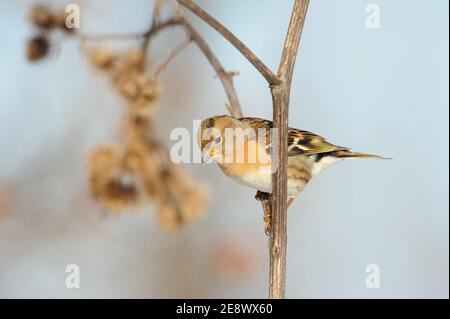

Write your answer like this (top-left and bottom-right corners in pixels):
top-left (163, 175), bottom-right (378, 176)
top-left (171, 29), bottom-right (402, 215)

top-left (215, 136), bottom-right (222, 143)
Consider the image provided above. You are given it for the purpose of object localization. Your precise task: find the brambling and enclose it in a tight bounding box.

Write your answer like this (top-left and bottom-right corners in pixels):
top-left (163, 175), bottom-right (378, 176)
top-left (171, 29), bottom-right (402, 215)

top-left (199, 115), bottom-right (388, 232)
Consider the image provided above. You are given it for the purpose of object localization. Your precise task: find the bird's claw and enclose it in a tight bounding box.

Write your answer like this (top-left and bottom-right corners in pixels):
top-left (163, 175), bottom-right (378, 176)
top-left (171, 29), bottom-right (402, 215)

top-left (255, 191), bottom-right (271, 201)
top-left (263, 213), bottom-right (272, 236)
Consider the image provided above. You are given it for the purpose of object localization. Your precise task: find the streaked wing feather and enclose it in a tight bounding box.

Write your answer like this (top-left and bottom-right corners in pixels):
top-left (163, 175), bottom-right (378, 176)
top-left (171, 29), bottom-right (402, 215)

top-left (288, 128), bottom-right (347, 156)
top-left (240, 117), bottom-right (347, 156)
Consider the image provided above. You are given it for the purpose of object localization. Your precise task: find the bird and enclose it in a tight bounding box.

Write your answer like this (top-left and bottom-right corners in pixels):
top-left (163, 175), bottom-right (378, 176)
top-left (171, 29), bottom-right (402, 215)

top-left (198, 115), bottom-right (388, 233)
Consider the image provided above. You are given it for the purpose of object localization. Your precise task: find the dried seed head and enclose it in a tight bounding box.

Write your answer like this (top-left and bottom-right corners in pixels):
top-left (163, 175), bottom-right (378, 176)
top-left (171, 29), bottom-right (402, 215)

top-left (29, 5), bottom-right (54, 29)
top-left (139, 76), bottom-right (161, 101)
top-left (90, 173), bottom-right (141, 213)
top-left (132, 76), bottom-right (162, 116)
top-left (26, 35), bottom-right (50, 62)
top-left (123, 140), bottom-right (149, 173)
top-left (117, 75), bottom-right (140, 100)
top-left (116, 72), bottom-right (161, 116)
top-left (123, 47), bottom-right (146, 70)
top-left (102, 176), bottom-right (140, 211)
top-left (89, 47), bottom-right (117, 70)
top-left (88, 146), bottom-right (143, 213)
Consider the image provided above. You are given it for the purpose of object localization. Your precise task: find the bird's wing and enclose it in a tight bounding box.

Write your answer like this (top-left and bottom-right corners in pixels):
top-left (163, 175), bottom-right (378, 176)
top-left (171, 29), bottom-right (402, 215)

top-left (287, 128), bottom-right (348, 156)
top-left (239, 117), bottom-right (347, 156)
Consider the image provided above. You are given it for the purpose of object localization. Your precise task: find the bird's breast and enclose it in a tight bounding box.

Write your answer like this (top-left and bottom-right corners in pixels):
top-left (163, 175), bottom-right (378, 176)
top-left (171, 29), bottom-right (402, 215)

top-left (218, 158), bottom-right (312, 196)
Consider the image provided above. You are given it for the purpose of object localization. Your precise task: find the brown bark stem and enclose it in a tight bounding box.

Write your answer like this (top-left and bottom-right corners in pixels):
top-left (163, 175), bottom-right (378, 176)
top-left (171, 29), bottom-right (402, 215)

top-left (269, 0), bottom-right (309, 299)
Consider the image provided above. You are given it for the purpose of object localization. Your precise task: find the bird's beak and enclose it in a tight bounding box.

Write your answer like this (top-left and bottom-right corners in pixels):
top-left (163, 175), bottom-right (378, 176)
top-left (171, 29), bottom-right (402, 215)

top-left (201, 146), bottom-right (216, 164)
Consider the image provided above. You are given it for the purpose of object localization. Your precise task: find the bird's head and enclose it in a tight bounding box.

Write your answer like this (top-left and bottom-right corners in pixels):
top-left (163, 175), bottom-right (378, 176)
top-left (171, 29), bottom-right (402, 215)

top-left (198, 115), bottom-right (241, 163)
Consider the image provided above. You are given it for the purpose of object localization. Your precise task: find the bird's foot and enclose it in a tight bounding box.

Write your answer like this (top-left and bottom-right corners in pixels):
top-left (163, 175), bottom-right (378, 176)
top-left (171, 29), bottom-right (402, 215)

top-left (255, 191), bottom-right (271, 201)
top-left (255, 191), bottom-right (272, 236)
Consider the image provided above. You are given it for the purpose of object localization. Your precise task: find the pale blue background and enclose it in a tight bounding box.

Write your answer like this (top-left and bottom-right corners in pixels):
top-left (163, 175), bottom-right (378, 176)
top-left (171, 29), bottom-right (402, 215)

top-left (0, 0), bottom-right (448, 298)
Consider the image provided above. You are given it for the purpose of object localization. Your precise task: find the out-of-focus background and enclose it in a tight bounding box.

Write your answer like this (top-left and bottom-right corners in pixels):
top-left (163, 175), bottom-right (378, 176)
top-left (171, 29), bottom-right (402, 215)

top-left (0, 0), bottom-right (448, 298)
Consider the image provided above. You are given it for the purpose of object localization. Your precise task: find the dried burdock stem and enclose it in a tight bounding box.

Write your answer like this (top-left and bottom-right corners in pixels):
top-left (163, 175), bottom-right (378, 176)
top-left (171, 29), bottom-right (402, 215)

top-left (80, 33), bottom-right (145, 42)
top-left (177, 0), bottom-right (310, 298)
top-left (142, 17), bottom-right (184, 57)
top-left (80, 18), bottom-right (182, 47)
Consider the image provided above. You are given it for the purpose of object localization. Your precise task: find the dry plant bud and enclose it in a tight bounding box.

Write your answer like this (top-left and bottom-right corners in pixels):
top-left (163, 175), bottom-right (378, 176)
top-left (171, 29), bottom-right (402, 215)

top-left (87, 141), bottom-right (207, 229)
top-left (29, 5), bottom-right (54, 29)
top-left (88, 146), bottom-right (143, 213)
top-left (26, 35), bottom-right (50, 62)
top-left (123, 47), bottom-right (146, 70)
top-left (101, 175), bottom-right (140, 212)
top-left (142, 150), bottom-right (169, 198)
top-left (154, 165), bottom-right (207, 227)
top-left (123, 140), bottom-right (152, 173)
top-left (83, 44), bottom-right (204, 231)
top-left (132, 76), bottom-right (162, 116)
top-left (117, 74), bottom-right (140, 100)
top-left (117, 72), bottom-right (161, 116)
top-left (139, 75), bottom-right (161, 102)
top-left (89, 47), bottom-right (117, 70)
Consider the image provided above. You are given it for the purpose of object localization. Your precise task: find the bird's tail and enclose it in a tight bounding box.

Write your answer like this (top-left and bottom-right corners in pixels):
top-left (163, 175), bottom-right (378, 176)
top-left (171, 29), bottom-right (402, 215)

top-left (333, 150), bottom-right (391, 160)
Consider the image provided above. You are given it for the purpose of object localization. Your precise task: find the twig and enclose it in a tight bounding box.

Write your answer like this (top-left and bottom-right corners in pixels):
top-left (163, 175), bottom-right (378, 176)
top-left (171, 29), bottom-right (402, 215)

top-left (278, 0), bottom-right (310, 82)
top-left (142, 17), bottom-right (184, 57)
top-left (153, 36), bottom-right (192, 79)
top-left (177, 0), bottom-right (280, 85)
top-left (79, 18), bottom-right (182, 44)
top-left (80, 33), bottom-right (145, 42)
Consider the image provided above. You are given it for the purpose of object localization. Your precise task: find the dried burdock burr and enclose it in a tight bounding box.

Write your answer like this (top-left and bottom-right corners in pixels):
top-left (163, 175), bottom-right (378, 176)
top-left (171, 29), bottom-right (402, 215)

top-left (29, 5), bottom-right (54, 29)
top-left (24, 4), bottom-right (210, 232)
top-left (88, 47), bottom-right (117, 70)
top-left (87, 146), bottom-right (144, 213)
top-left (122, 47), bottom-right (146, 70)
top-left (26, 35), bottom-right (50, 62)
